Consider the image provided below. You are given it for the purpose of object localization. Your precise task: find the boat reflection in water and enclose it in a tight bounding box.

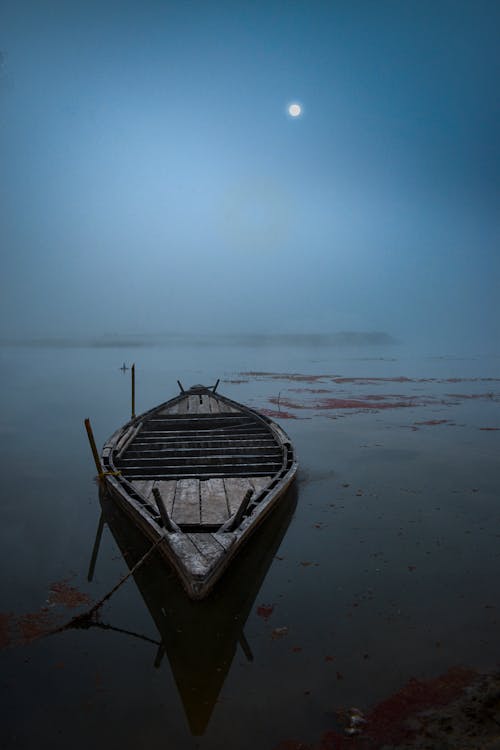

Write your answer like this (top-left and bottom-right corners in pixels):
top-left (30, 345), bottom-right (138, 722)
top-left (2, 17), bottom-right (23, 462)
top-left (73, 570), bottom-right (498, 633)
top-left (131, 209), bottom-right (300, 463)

top-left (97, 483), bottom-right (297, 735)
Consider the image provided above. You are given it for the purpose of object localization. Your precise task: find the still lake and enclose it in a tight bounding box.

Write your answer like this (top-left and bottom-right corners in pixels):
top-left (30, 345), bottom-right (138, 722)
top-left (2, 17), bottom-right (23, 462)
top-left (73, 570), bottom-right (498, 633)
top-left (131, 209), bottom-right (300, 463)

top-left (1, 339), bottom-right (499, 749)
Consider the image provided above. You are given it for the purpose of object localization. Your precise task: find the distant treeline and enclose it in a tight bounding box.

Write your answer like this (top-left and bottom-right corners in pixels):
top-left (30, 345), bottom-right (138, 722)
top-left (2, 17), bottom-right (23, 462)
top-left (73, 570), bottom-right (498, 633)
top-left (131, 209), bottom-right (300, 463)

top-left (0, 331), bottom-right (399, 348)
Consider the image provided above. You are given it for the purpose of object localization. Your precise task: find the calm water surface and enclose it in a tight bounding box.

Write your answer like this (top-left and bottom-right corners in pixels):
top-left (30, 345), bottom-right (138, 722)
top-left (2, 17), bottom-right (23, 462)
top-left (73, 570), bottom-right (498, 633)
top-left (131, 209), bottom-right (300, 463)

top-left (1, 341), bottom-right (499, 749)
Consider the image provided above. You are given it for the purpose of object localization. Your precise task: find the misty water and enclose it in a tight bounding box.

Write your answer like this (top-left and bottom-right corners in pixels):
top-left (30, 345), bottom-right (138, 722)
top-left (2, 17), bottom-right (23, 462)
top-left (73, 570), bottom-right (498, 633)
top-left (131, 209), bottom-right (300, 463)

top-left (1, 338), bottom-right (499, 749)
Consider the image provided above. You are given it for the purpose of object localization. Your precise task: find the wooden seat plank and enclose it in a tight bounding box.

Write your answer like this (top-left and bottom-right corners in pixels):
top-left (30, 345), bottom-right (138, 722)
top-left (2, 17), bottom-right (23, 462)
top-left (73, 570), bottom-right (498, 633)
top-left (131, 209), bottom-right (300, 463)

top-left (187, 533), bottom-right (226, 566)
top-left (131, 479), bottom-right (155, 502)
top-left (217, 401), bottom-right (239, 413)
top-left (199, 394), bottom-right (212, 413)
top-left (200, 478), bottom-right (229, 524)
top-left (172, 478), bottom-right (200, 524)
top-left (250, 476), bottom-right (272, 494)
top-left (223, 477), bottom-right (255, 515)
top-left (177, 399), bottom-right (189, 414)
top-left (187, 395), bottom-right (202, 413)
top-left (154, 480), bottom-right (177, 515)
top-left (158, 402), bottom-right (180, 415)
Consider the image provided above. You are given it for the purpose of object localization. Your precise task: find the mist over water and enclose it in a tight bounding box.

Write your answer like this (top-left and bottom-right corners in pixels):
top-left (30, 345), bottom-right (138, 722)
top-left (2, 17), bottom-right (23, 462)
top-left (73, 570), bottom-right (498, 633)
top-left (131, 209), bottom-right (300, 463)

top-left (1, 2), bottom-right (499, 354)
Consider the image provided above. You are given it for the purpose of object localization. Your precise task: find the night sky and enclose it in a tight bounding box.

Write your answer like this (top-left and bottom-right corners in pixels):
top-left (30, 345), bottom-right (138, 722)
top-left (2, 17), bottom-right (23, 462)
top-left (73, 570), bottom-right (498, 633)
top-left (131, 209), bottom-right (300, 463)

top-left (1, 1), bottom-right (498, 350)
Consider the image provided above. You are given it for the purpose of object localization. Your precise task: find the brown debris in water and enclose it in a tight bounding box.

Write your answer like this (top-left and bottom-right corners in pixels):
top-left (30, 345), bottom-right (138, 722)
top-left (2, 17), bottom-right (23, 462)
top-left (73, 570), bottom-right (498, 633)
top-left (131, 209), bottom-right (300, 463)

top-left (414, 419), bottom-right (449, 426)
top-left (275, 666), bottom-right (488, 750)
top-left (259, 408), bottom-right (300, 420)
top-left (256, 604), bottom-right (274, 622)
top-left (0, 612), bottom-right (13, 649)
top-left (0, 579), bottom-right (92, 649)
top-left (243, 372), bottom-right (332, 383)
top-left (16, 608), bottom-right (61, 643)
top-left (48, 580), bottom-right (92, 609)
top-left (288, 388), bottom-right (333, 394)
top-left (268, 395), bottom-right (419, 412)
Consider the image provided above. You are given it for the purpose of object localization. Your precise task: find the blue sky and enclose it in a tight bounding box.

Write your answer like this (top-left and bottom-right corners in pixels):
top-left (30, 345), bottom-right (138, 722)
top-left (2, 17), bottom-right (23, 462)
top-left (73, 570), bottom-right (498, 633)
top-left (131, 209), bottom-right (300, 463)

top-left (1, 1), bottom-right (498, 350)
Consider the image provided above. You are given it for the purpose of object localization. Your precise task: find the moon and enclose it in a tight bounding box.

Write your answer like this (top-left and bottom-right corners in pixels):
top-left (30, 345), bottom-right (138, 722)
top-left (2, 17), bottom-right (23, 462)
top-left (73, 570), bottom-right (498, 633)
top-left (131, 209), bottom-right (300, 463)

top-left (288, 102), bottom-right (302, 118)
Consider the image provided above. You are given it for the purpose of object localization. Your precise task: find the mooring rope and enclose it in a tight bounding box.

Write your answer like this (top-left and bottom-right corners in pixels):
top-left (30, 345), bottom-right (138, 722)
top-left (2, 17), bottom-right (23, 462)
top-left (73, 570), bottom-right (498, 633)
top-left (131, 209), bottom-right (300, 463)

top-left (51, 533), bottom-right (165, 634)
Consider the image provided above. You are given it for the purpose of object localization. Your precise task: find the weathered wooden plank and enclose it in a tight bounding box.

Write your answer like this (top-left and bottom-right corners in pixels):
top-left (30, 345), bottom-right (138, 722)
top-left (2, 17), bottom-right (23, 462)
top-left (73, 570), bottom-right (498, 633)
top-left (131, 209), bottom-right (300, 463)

top-left (139, 425), bottom-right (266, 436)
top-left (131, 479), bottom-right (155, 501)
top-left (154, 480), bottom-right (177, 515)
top-left (125, 448), bottom-right (282, 460)
top-left (168, 534), bottom-right (209, 576)
top-left (188, 533), bottom-right (226, 566)
top-left (208, 396), bottom-right (220, 414)
top-left (217, 400), bottom-right (239, 413)
top-left (131, 437), bottom-right (276, 448)
top-left (177, 398), bottom-right (189, 414)
top-left (250, 476), bottom-right (272, 494)
top-left (213, 532), bottom-right (236, 551)
top-left (124, 470), bottom-right (274, 481)
top-left (200, 478), bottom-right (229, 524)
top-left (172, 478), bottom-right (200, 525)
top-left (157, 402), bottom-right (180, 415)
top-left (187, 395), bottom-right (201, 413)
top-left (223, 477), bottom-right (255, 515)
top-left (118, 453), bottom-right (281, 467)
top-left (199, 394), bottom-right (212, 413)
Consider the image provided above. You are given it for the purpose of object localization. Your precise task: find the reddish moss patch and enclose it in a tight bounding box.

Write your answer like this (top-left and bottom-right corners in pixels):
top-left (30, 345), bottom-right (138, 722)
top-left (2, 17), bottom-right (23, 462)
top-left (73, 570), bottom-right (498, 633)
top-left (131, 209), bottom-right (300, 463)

top-left (16, 608), bottom-right (61, 643)
top-left (0, 613), bottom-right (13, 649)
top-left (363, 666), bottom-right (477, 745)
top-left (256, 604), bottom-right (274, 622)
top-left (0, 610), bottom-right (60, 647)
top-left (275, 666), bottom-right (479, 750)
top-left (259, 408), bottom-right (299, 419)
top-left (0, 580), bottom-right (93, 649)
top-left (269, 396), bottom-right (418, 412)
top-left (447, 392), bottom-right (498, 400)
top-left (414, 419), bottom-right (449, 426)
top-left (243, 372), bottom-right (332, 383)
top-left (288, 388), bottom-right (333, 394)
top-left (48, 580), bottom-right (92, 609)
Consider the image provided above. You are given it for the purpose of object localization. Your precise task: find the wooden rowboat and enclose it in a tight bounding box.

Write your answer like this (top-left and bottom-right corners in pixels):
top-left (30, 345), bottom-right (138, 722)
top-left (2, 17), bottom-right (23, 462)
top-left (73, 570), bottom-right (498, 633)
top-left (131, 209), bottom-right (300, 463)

top-left (100, 383), bottom-right (297, 599)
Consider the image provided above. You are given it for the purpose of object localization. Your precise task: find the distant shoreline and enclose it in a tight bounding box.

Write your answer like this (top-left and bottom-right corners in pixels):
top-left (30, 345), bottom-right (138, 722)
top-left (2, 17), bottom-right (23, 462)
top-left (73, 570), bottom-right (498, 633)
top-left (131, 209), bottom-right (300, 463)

top-left (0, 331), bottom-right (400, 349)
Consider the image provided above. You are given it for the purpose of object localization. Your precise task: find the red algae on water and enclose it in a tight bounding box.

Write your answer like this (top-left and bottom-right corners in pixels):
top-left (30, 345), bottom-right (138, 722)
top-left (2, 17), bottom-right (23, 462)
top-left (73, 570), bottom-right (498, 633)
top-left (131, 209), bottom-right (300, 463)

top-left (268, 396), bottom-right (419, 412)
top-left (414, 419), bottom-right (449, 426)
top-left (0, 612), bottom-right (13, 649)
top-left (274, 666), bottom-right (479, 750)
top-left (16, 608), bottom-right (61, 643)
top-left (259, 408), bottom-right (299, 420)
top-left (48, 579), bottom-right (92, 609)
top-left (0, 579), bottom-right (93, 649)
top-left (256, 604), bottom-right (274, 621)
top-left (242, 372), bottom-right (333, 383)
top-left (288, 388), bottom-right (334, 394)
top-left (363, 666), bottom-right (476, 745)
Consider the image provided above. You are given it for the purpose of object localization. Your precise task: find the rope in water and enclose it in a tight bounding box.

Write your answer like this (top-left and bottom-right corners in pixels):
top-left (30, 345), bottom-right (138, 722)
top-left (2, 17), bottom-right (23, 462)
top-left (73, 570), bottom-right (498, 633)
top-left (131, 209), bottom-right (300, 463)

top-left (52, 533), bottom-right (165, 634)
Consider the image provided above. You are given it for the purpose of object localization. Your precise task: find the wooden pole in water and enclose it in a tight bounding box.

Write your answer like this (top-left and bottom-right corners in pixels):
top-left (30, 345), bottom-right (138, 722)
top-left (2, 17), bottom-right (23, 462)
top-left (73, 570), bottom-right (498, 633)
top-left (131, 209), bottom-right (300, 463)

top-left (84, 418), bottom-right (104, 479)
top-left (87, 512), bottom-right (105, 582)
top-left (131, 363), bottom-right (136, 419)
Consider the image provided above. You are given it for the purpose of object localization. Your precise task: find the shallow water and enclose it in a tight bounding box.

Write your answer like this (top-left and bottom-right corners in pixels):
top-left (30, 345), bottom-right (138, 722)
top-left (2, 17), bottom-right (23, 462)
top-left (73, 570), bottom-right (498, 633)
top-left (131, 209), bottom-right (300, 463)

top-left (1, 340), bottom-right (499, 749)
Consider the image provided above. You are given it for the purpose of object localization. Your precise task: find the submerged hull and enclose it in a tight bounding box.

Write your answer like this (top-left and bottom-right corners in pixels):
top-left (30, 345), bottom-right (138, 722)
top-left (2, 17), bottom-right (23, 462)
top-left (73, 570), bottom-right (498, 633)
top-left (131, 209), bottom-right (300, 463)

top-left (100, 384), bottom-right (297, 598)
